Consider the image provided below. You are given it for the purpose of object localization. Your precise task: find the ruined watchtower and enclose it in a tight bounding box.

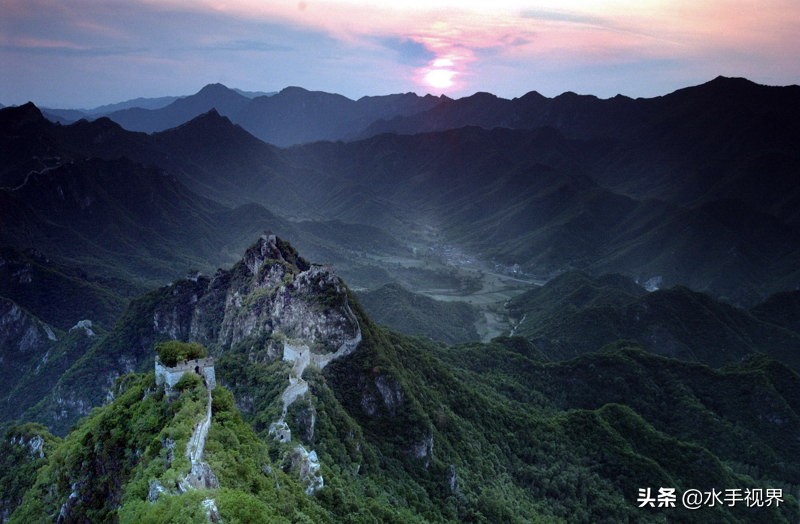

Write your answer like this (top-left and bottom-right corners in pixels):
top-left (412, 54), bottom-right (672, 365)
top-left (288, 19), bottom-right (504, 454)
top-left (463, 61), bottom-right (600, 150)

top-left (155, 356), bottom-right (216, 390)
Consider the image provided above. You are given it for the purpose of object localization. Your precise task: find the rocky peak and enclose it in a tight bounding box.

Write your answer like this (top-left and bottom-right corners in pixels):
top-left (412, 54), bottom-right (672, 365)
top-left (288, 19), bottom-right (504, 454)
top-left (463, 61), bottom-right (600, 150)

top-left (217, 236), bottom-right (356, 352)
top-left (140, 234), bottom-right (360, 356)
top-left (242, 234), bottom-right (311, 276)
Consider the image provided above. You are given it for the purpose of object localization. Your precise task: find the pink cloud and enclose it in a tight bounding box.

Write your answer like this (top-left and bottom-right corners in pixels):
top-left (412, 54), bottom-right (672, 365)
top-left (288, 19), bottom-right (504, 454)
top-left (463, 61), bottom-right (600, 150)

top-left (6, 0), bottom-right (798, 103)
top-left (145, 0), bottom-right (795, 93)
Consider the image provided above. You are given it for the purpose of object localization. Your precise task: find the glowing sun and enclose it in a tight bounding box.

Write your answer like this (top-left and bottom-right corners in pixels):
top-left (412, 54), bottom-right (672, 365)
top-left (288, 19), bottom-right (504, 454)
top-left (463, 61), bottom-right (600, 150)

top-left (424, 68), bottom-right (456, 89)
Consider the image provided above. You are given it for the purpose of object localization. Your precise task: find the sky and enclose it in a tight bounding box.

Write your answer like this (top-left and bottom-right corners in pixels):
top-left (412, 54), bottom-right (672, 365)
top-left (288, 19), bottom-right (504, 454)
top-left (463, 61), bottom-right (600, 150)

top-left (1, 0), bottom-right (799, 108)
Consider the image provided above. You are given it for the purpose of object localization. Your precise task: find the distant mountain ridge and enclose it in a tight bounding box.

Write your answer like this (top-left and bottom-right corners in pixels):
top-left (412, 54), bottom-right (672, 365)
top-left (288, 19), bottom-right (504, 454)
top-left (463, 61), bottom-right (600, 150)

top-left (38, 87), bottom-right (273, 124)
top-left (35, 76), bottom-right (797, 150)
top-left (36, 83), bottom-right (445, 146)
top-left (105, 83), bottom-right (252, 134)
top-left (100, 84), bottom-right (444, 146)
top-left (4, 86), bottom-right (800, 304)
top-left (0, 102), bottom-right (297, 208)
top-left (363, 76), bottom-right (800, 139)
top-left (84, 94), bottom-right (184, 114)
top-left (357, 283), bottom-right (480, 344)
top-left (80, 77), bottom-right (800, 224)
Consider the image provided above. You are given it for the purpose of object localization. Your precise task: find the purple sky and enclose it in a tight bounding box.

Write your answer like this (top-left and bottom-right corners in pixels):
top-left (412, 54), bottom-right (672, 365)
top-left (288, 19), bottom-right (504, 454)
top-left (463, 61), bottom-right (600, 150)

top-left (1, 0), bottom-right (799, 108)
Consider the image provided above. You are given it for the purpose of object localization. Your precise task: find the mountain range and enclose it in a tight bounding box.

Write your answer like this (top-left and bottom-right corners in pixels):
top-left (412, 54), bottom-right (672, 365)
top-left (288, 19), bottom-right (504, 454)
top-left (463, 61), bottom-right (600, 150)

top-left (3, 237), bottom-right (799, 522)
top-left (41, 83), bottom-right (444, 146)
top-left (7, 77), bottom-right (800, 304)
top-left (2, 77), bottom-right (800, 522)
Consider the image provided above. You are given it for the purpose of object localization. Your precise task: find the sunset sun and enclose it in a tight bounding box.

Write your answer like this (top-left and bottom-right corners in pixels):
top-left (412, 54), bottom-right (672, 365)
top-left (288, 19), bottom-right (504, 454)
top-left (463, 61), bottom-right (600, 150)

top-left (424, 68), bottom-right (455, 89)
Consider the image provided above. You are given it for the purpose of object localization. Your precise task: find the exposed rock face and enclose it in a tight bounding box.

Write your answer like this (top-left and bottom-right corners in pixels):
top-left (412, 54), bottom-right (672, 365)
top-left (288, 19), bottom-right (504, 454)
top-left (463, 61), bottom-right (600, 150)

top-left (374, 375), bottom-right (403, 416)
top-left (287, 446), bottom-right (324, 495)
top-left (359, 373), bottom-right (404, 417)
top-left (0, 298), bottom-right (56, 371)
top-left (56, 482), bottom-right (81, 524)
top-left (216, 263), bottom-right (354, 351)
top-left (293, 403), bottom-right (316, 444)
top-left (69, 320), bottom-right (95, 337)
top-left (410, 433), bottom-right (434, 467)
top-left (8, 434), bottom-right (45, 459)
top-left (202, 498), bottom-right (221, 523)
top-left (148, 234), bottom-right (360, 354)
top-left (446, 464), bottom-right (458, 494)
top-left (181, 461), bottom-right (219, 491)
top-left (163, 438), bottom-right (176, 467)
top-left (147, 480), bottom-right (167, 503)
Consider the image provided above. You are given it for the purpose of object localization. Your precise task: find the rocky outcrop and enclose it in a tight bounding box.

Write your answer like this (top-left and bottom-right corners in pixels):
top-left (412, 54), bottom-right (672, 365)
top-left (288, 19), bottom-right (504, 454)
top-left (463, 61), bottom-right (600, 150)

top-left (144, 234), bottom-right (360, 355)
top-left (409, 433), bottom-right (434, 467)
top-left (215, 261), bottom-right (356, 352)
top-left (56, 482), bottom-right (81, 524)
top-left (359, 373), bottom-right (404, 418)
top-left (287, 446), bottom-right (324, 495)
top-left (202, 498), bottom-right (221, 523)
top-left (7, 434), bottom-right (45, 459)
top-left (1, 424), bottom-right (55, 522)
top-left (69, 320), bottom-right (95, 337)
top-left (446, 464), bottom-right (459, 494)
top-left (34, 234), bottom-right (362, 434)
top-left (0, 299), bottom-right (57, 387)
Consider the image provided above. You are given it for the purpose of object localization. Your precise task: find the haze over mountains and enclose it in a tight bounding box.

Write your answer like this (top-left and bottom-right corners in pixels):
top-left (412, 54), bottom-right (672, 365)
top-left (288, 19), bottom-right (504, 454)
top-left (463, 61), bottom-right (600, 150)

top-left (2, 77), bottom-right (800, 522)
top-left (40, 83), bottom-right (444, 146)
top-left (6, 77), bottom-right (800, 304)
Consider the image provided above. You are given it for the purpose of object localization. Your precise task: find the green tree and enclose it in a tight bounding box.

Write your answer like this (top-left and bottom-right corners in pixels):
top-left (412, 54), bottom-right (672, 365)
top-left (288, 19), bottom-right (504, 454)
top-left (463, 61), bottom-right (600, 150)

top-left (156, 341), bottom-right (208, 366)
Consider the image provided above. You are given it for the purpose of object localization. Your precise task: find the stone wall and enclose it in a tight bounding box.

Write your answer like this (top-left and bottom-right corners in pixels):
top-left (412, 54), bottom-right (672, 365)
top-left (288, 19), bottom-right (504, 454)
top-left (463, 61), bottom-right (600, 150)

top-left (155, 357), bottom-right (216, 390)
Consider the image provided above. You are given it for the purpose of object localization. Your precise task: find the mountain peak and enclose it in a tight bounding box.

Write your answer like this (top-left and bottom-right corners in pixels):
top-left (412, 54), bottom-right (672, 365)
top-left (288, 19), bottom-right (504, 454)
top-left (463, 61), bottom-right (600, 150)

top-left (275, 86), bottom-right (351, 103)
top-left (708, 75), bottom-right (756, 86)
top-left (466, 91), bottom-right (500, 101)
top-left (0, 102), bottom-right (46, 129)
top-left (243, 234), bottom-right (311, 275)
top-left (196, 83), bottom-right (235, 95)
top-left (158, 108), bottom-right (236, 135)
top-left (197, 107), bottom-right (223, 119)
top-left (517, 90), bottom-right (547, 101)
top-left (279, 86), bottom-right (310, 95)
top-left (696, 75), bottom-right (763, 94)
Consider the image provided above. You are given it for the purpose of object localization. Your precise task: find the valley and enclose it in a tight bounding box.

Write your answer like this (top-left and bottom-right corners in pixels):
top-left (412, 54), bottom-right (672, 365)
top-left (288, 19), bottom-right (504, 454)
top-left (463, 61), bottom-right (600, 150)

top-left (350, 230), bottom-right (541, 342)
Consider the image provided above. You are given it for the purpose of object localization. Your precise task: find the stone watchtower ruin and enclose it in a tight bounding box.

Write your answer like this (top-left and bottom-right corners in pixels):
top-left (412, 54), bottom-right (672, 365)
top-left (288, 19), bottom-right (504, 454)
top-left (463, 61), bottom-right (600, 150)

top-left (155, 356), bottom-right (216, 390)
